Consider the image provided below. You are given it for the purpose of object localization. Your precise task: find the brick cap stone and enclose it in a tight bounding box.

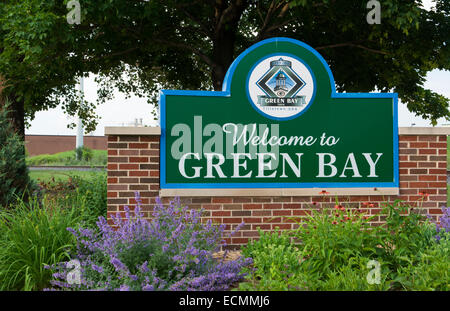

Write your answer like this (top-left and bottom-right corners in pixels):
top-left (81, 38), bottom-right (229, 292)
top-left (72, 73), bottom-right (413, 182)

top-left (160, 187), bottom-right (399, 197)
top-left (399, 127), bottom-right (450, 135)
top-left (104, 126), bottom-right (449, 136)
top-left (105, 126), bottom-right (161, 136)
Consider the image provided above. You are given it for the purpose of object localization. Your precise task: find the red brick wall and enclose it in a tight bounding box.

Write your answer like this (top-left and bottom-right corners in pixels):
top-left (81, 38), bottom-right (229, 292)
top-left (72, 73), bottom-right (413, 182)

top-left (106, 133), bottom-right (447, 248)
top-left (25, 135), bottom-right (107, 156)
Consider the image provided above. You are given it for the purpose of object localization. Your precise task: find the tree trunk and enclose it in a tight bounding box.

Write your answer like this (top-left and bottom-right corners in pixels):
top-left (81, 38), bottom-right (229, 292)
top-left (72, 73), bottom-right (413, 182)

top-left (211, 1), bottom-right (248, 91)
top-left (0, 79), bottom-right (25, 140)
top-left (8, 96), bottom-right (25, 139)
top-left (211, 29), bottom-right (236, 91)
top-left (1, 97), bottom-right (26, 159)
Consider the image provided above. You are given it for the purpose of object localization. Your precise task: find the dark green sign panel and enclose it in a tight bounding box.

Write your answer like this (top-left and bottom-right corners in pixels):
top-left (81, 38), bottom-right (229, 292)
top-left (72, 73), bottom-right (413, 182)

top-left (160, 38), bottom-right (398, 189)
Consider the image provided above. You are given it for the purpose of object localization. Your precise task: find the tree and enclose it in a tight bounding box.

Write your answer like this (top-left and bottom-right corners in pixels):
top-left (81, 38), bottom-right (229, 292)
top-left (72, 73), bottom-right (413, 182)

top-left (0, 0), bottom-right (100, 137)
top-left (0, 0), bottom-right (449, 138)
top-left (0, 101), bottom-right (31, 207)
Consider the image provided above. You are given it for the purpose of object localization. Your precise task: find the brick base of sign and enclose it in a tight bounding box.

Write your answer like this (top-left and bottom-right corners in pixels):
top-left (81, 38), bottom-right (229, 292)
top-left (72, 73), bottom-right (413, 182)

top-left (106, 130), bottom-right (447, 249)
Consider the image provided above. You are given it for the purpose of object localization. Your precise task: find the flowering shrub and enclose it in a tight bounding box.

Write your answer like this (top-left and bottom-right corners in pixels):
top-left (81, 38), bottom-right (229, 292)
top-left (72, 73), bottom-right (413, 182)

top-left (431, 206), bottom-right (450, 241)
top-left (239, 229), bottom-right (309, 291)
top-left (49, 193), bottom-right (251, 291)
top-left (240, 202), bottom-right (391, 291)
top-left (377, 200), bottom-right (435, 275)
top-left (291, 202), bottom-right (380, 276)
top-left (396, 237), bottom-right (449, 291)
top-left (36, 172), bottom-right (107, 229)
top-left (241, 198), bottom-right (447, 291)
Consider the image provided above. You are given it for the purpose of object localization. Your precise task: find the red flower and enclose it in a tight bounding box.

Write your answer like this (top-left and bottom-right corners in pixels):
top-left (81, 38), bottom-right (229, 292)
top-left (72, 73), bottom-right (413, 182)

top-left (312, 201), bottom-right (318, 206)
top-left (319, 190), bottom-right (330, 195)
top-left (334, 205), bottom-right (340, 209)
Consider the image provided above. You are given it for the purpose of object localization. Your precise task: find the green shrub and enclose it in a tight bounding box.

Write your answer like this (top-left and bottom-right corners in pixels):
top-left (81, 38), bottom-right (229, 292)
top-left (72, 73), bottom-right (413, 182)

top-left (71, 172), bottom-right (107, 228)
top-left (39, 172), bottom-right (107, 229)
top-left (0, 102), bottom-right (32, 207)
top-left (75, 146), bottom-right (93, 162)
top-left (316, 256), bottom-right (391, 291)
top-left (240, 208), bottom-right (389, 291)
top-left (395, 234), bottom-right (449, 291)
top-left (26, 151), bottom-right (74, 166)
top-left (0, 171), bottom-right (105, 291)
top-left (0, 197), bottom-right (80, 290)
top-left (375, 200), bottom-right (436, 285)
top-left (239, 229), bottom-right (308, 291)
top-left (291, 203), bottom-right (380, 277)
top-left (241, 200), bottom-right (445, 291)
top-left (27, 149), bottom-right (107, 166)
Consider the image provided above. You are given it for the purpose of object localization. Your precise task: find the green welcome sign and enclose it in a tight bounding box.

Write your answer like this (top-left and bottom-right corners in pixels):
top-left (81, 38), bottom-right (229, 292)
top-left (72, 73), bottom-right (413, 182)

top-left (160, 38), bottom-right (398, 190)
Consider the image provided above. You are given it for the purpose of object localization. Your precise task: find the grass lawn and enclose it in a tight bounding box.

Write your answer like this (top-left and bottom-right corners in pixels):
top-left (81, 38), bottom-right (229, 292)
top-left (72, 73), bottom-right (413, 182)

top-left (30, 170), bottom-right (105, 183)
top-left (27, 149), bottom-right (107, 166)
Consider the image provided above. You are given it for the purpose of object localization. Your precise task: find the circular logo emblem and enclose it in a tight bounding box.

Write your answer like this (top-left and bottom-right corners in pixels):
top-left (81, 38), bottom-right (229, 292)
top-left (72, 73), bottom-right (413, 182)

top-left (247, 54), bottom-right (315, 120)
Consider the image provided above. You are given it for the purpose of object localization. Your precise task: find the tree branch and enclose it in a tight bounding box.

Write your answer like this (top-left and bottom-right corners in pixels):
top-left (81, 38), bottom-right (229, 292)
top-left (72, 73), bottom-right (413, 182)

top-left (215, 0), bottom-right (248, 36)
top-left (259, 0), bottom-right (277, 36)
top-left (265, 17), bottom-right (296, 33)
top-left (154, 39), bottom-right (216, 68)
top-left (0, 75), bottom-right (10, 98)
top-left (256, 2), bottom-right (265, 24)
top-left (255, 0), bottom-right (291, 41)
top-left (175, 4), bottom-right (212, 38)
top-left (277, 2), bottom-right (290, 18)
top-left (315, 43), bottom-right (390, 55)
top-left (90, 47), bottom-right (139, 62)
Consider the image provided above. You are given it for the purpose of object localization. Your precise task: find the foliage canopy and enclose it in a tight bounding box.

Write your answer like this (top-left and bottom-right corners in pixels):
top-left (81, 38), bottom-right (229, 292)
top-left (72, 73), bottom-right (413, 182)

top-left (0, 0), bottom-right (448, 133)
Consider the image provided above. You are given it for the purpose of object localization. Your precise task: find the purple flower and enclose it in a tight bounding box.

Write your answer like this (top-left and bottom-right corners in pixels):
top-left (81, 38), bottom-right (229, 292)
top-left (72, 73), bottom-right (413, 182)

top-left (91, 264), bottom-right (104, 274)
top-left (48, 192), bottom-right (251, 291)
top-left (230, 222), bottom-right (245, 236)
top-left (110, 258), bottom-right (127, 272)
top-left (142, 284), bottom-right (154, 291)
top-left (139, 261), bottom-right (150, 273)
top-left (428, 206), bottom-right (450, 241)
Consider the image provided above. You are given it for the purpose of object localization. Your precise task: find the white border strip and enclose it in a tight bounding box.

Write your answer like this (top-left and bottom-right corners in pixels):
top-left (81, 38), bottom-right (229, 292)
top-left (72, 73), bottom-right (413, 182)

top-left (104, 126), bottom-right (449, 136)
top-left (160, 187), bottom-right (399, 197)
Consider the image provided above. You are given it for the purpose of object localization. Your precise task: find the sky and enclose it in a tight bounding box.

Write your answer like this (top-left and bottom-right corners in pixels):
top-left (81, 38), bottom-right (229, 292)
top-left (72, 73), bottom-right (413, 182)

top-left (26, 0), bottom-right (449, 137)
